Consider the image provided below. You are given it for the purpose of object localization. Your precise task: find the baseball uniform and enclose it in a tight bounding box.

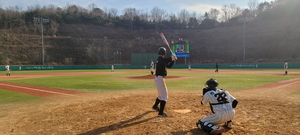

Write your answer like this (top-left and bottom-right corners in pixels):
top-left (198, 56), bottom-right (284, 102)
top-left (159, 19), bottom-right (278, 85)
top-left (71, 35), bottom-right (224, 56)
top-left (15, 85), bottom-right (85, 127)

top-left (152, 47), bottom-right (176, 117)
top-left (5, 65), bottom-right (10, 76)
top-left (284, 62), bottom-right (288, 75)
top-left (150, 60), bottom-right (154, 75)
top-left (196, 78), bottom-right (238, 135)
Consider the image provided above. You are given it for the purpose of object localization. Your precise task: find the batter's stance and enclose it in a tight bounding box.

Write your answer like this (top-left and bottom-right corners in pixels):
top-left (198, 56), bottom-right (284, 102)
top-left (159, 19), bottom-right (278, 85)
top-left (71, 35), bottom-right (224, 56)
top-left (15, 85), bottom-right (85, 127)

top-left (196, 78), bottom-right (238, 135)
top-left (152, 47), bottom-right (177, 117)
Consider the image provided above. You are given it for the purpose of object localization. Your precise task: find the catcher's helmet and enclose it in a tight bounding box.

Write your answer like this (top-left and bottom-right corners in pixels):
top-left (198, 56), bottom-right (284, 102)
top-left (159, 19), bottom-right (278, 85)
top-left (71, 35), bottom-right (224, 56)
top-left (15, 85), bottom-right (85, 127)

top-left (206, 78), bottom-right (218, 89)
top-left (158, 47), bottom-right (166, 55)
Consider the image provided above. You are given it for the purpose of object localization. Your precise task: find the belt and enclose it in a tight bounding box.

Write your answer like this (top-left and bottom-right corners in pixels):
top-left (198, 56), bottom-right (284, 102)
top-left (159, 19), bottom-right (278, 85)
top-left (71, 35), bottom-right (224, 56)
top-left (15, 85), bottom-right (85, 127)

top-left (210, 102), bottom-right (229, 105)
top-left (156, 75), bottom-right (165, 78)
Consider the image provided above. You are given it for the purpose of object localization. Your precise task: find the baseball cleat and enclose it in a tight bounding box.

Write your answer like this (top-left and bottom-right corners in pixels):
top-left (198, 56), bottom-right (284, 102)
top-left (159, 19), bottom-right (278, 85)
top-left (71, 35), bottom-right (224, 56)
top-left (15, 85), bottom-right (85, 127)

top-left (152, 107), bottom-right (160, 112)
top-left (210, 127), bottom-right (225, 135)
top-left (225, 121), bottom-right (233, 129)
top-left (158, 113), bottom-right (170, 117)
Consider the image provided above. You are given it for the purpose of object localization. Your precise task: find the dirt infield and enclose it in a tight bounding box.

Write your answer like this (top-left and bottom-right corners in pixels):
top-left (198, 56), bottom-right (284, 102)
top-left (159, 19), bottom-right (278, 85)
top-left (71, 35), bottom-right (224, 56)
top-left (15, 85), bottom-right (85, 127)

top-left (0, 82), bottom-right (88, 98)
top-left (127, 75), bottom-right (182, 80)
top-left (0, 71), bottom-right (299, 135)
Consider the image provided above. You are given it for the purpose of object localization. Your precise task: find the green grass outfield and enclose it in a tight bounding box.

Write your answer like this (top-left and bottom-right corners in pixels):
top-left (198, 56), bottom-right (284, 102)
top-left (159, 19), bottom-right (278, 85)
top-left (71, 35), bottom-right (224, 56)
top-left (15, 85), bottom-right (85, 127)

top-left (0, 68), bottom-right (299, 104)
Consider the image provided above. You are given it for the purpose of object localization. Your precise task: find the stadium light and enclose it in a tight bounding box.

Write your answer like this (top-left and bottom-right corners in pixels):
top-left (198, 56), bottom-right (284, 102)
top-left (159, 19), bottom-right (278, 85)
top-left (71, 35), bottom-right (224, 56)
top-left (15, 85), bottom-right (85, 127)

top-left (238, 17), bottom-right (247, 62)
top-left (33, 17), bottom-right (49, 65)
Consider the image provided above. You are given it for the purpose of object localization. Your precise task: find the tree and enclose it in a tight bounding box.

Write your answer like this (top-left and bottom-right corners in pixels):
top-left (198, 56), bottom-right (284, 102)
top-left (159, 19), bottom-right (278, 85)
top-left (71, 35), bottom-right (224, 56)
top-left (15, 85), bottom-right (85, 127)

top-left (258, 2), bottom-right (272, 13)
top-left (90, 8), bottom-right (104, 17)
top-left (108, 8), bottom-right (118, 18)
top-left (87, 3), bottom-right (97, 12)
top-left (199, 18), bottom-right (219, 29)
top-left (248, 0), bottom-right (259, 17)
top-left (0, 53), bottom-right (4, 65)
top-left (138, 9), bottom-right (149, 21)
top-left (209, 8), bottom-right (220, 21)
top-left (220, 4), bottom-right (242, 22)
top-left (177, 9), bottom-right (190, 24)
top-left (204, 12), bottom-right (209, 19)
top-left (150, 7), bottom-right (166, 23)
top-left (122, 7), bottom-right (139, 20)
top-left (187, 17), bottom-right (198, 28)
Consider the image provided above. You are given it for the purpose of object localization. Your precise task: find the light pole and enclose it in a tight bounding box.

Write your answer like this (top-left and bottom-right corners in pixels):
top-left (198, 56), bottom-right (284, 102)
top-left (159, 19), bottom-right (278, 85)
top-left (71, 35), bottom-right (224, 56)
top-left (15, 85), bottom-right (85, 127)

top-left (243, 18), bottom-right (246, 62)
top-left (119, 51), bottom-right (121, 64)
top-left (238, 17), bottom-right (247, 62)
top-left (33, 17), bottom-right (49, 65)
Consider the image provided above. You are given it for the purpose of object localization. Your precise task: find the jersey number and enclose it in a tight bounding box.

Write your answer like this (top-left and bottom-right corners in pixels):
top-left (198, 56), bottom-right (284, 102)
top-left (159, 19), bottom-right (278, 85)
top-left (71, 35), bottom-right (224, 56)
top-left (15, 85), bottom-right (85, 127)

top-left (214, 92), bottom-right (229, 103)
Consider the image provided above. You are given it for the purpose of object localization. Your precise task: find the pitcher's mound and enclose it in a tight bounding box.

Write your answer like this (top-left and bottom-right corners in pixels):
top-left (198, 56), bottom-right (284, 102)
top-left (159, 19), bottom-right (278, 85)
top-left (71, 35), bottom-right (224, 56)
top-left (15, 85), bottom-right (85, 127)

top-left (127, 75), bottom-right (181, 80)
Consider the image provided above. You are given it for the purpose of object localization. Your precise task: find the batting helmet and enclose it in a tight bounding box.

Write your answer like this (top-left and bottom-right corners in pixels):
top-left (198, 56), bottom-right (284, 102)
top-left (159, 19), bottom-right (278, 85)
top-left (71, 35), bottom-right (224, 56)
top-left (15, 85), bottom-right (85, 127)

top-left (158, 47), bottom-right (166, 55)
top-left (206, 78), bottom-right (218, 89)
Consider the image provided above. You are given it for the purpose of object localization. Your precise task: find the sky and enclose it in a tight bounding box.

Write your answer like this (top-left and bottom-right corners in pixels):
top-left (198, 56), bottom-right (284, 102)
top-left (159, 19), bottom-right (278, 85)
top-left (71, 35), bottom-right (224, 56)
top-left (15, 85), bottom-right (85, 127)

top-left (1, 0), bottom-right (275, 15)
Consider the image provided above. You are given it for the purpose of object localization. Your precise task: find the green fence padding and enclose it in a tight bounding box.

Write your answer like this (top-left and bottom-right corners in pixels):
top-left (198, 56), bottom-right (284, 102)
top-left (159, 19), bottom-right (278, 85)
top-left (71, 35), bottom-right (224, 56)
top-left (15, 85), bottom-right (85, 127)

top-left (131, 53), bottom-right (157, 65)
top-left (0, 63), bottom-right (299, 70)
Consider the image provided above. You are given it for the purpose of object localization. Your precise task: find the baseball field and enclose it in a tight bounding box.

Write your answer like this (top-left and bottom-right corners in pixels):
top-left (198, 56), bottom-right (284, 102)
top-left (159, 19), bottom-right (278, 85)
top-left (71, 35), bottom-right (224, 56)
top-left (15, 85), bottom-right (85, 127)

top-left (0, 69), bottom-right (299, 135)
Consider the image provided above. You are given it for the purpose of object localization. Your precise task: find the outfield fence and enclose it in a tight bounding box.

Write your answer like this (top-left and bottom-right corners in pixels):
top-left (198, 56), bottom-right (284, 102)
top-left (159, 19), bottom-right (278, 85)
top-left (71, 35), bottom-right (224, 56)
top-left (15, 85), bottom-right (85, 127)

top-left (1, 63), bottom-right (299, 70)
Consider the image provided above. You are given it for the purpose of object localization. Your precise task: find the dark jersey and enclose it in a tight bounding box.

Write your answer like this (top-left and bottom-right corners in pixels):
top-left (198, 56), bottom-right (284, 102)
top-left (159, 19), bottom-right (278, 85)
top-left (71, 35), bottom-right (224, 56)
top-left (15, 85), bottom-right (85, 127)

top-left (155, 56), bottom-right (174, 77)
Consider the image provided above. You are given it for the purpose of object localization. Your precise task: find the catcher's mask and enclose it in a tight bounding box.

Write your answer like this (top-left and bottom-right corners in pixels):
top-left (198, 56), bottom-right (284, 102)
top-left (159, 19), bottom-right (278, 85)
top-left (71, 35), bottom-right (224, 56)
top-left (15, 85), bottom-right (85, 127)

top-left (206, 78), bottom-right (218, 89)
top-left (158, 47), bottom-right (166, 55)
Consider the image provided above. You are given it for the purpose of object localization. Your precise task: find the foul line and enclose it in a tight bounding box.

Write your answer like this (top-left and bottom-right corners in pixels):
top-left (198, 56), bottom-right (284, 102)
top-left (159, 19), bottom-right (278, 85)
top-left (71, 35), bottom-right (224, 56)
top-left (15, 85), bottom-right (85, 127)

top-left (0, 83), bottom-right (79, 97)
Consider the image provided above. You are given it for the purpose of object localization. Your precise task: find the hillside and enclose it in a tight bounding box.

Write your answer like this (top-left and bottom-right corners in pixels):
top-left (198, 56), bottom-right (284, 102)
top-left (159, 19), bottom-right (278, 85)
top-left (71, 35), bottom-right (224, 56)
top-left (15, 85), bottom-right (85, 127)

top-left (0, 0), bottom-right (299, 65)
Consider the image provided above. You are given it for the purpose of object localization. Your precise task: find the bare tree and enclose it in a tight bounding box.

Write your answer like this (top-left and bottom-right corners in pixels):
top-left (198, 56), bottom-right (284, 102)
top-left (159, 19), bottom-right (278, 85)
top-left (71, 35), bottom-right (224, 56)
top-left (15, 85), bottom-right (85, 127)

top-left (258, 1), bottom-right (272, 13)
top-left (248, 0), bottom-right (259, 17)
top-left (150, 7), bottom-right (166, 22)
top-left (108, 8), bottom-right (118, 18)
top-left (46, 4), bottom-right (58, 14)
top-left (209, 8), bottom-right (220, 20)
top-left (90, 7), bottom-right (104, 17)
top-left (190, 11), bottom-right (197, 18)
top-left (221, 5), bottom-right (229, 22)
top-left (138, 9), bottom-right (149, 21)
top-left (177, 9), bottom-right (190, 24)
top-left (220, 4), bottom-right (242, 22)
top-left (88, 3), bottom-right (97, 12)
top-left (229, 4), bottom-right (242, 19)
top-left (122, 7), bottom-right (139, 20)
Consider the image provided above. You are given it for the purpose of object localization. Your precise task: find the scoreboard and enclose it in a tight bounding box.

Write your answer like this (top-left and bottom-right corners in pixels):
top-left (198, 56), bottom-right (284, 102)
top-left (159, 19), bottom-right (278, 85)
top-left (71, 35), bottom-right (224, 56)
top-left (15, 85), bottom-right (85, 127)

top-left (171, 38), bottom-right (190, 57)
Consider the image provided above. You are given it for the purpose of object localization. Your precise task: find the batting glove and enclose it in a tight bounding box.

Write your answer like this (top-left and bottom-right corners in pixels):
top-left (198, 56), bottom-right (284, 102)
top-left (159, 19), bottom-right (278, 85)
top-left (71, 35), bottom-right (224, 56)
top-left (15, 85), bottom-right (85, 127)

top-left (171, 53), bottom-right (177, 61)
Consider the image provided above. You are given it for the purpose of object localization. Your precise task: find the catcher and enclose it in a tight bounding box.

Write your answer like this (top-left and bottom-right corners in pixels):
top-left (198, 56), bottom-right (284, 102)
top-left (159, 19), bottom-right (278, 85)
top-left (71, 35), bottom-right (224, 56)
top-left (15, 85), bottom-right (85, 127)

top-left (196, 78), bottom-right (238, 135)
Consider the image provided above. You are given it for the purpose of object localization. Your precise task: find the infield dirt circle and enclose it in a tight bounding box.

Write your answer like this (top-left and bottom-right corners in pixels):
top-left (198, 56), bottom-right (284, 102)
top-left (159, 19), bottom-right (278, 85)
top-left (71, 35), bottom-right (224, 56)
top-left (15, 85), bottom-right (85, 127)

top-left (0, 71), bottom-right (299, 135)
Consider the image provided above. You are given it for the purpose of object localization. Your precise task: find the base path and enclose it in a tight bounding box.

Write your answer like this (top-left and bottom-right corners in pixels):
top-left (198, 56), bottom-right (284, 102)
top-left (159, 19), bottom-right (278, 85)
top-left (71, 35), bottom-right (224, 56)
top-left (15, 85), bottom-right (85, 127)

top-left (0, 82), bottom-right (88, 98)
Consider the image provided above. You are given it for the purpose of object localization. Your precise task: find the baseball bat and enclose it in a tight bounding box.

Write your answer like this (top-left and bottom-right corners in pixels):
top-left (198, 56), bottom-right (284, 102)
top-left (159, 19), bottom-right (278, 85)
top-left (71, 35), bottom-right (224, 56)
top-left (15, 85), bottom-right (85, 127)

top-left (159, 33), bottom-right (173, 53)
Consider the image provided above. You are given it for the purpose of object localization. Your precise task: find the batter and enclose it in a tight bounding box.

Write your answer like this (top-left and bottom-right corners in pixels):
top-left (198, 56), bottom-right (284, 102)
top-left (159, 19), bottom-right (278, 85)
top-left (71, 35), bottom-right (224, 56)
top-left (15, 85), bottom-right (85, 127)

top-left (196, 78), bottom-right (238, 135)
top-left (152, 47), bottom-right (177, 117)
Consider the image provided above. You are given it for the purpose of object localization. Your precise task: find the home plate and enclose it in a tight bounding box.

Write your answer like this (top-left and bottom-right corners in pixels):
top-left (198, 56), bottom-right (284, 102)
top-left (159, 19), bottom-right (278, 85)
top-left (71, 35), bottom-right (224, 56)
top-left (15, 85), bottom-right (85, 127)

top-left (174, 109), bottom-right (191, 113)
